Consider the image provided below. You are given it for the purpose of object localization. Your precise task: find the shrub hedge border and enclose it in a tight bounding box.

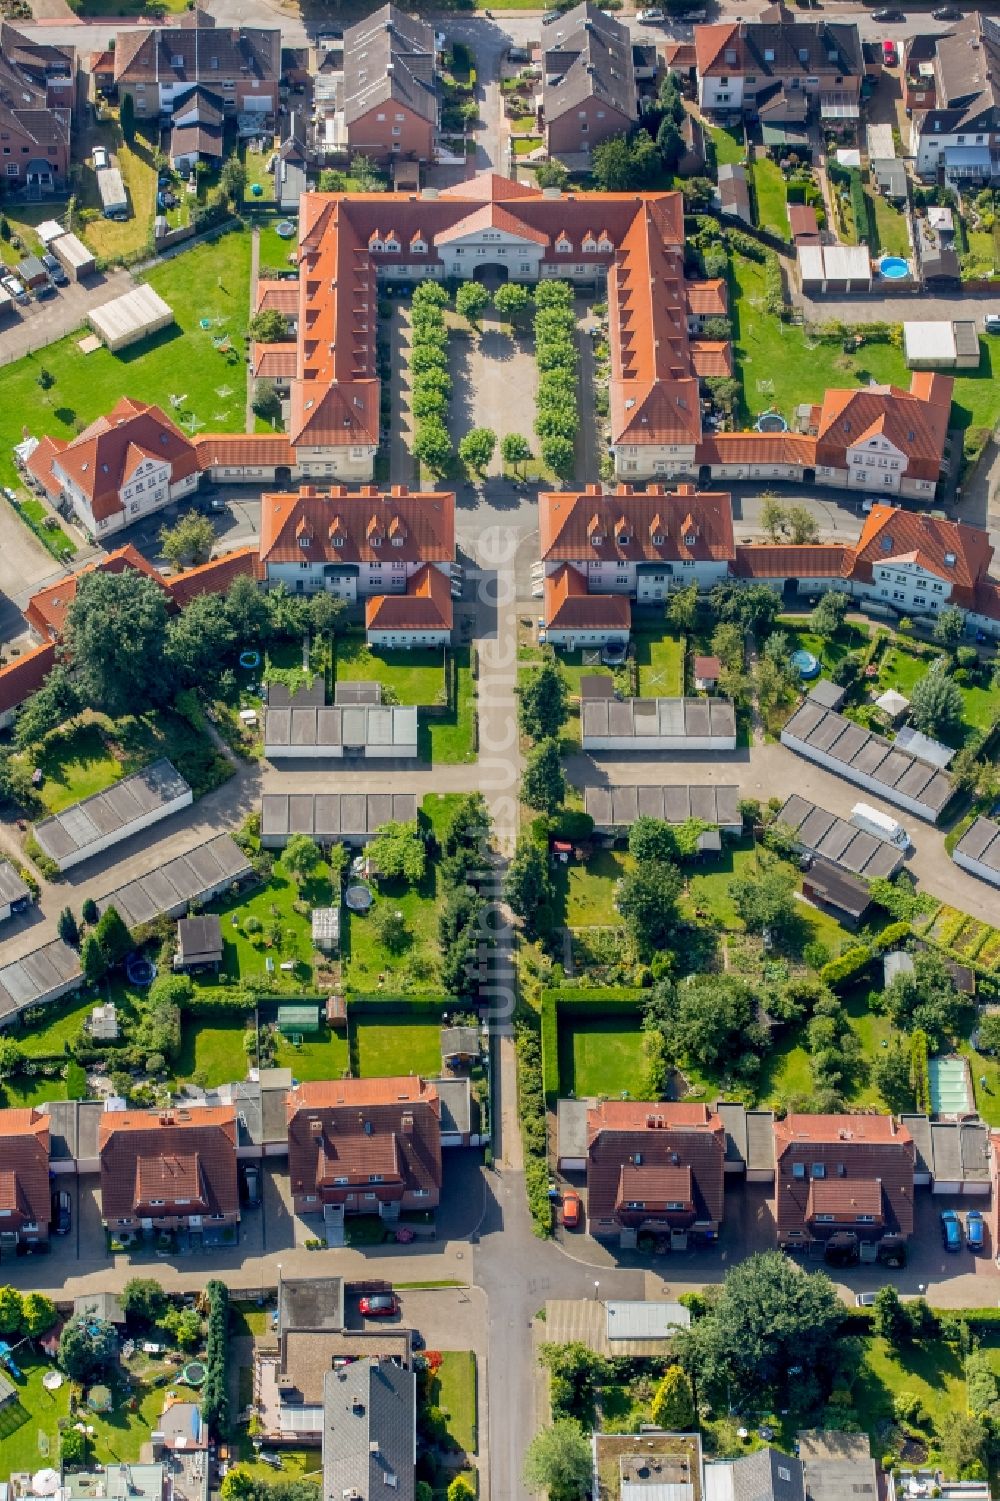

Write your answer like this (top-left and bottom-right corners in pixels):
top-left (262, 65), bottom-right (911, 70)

top-left (540, 986), bottom-right (645, 1107)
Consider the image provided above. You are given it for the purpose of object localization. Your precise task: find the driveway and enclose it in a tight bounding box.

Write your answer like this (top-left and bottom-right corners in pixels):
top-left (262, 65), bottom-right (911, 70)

top-left (0, 267), bottom-right (133, 370)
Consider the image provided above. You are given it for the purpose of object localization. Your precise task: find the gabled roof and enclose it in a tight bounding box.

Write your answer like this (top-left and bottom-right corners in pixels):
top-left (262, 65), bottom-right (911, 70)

top-left (0, 21), bottom-right (74, 82)
top-left (815, 373), bottom-right (952, 482)
top-left (694, 14), bottom-right (862, 81)
top-left (686, 279), bottom-right (728, 318)
top-left (365, 562), bottom-right (453, 632)
top-left (260, 486), bottom-right (454, 567)
top-left (343, 3), bottom-right (437, 126)
top-left (34, 396), bottom-right (200, 523)
top-left (540, 484), bottom-right (734, 564)
top-left (323, 1359), bottom-right (416, 1501)
top-left (98, 1105), bottom-right (239, 1222)
top-left (544, 563), bottom-right (632, 631)
top-left (0, 642), bottom-right (57, 715)
top-left (0, 1107), bottom-right (50, 1231)
top-left (113, 16), bottom-right (279, 88)
top-left (734, 542), bottom-right (848, 579)
top-left (191, 432), bottom-right (297, 469)
top-left (774, 1113), bottom-right (915, 1240)
top-left (690, 340), bottom-right (733, 378)
top-left (586, 1101), bottom-right (726, 1228)
top-left (926, 12), bottom-right (1000, 131)
top-left (165, 547), bottom-right (259, 608)
top-left (25, 544), bottom-right (168, 642)
top-left (286, 1077), bottom-right (441, 1202)
top-left (433, 203), bottom-right (550, 247)
top-left (851, 502), bottom-right (993, 601)
top-left (542, 1), bottom-right (636, 124)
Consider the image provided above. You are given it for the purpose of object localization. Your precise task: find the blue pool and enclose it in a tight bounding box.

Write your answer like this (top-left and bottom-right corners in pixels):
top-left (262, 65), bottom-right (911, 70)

top-left (791, 649), bottom-right (821, 679)
top-left (880, 256), bottom-right (909, 280)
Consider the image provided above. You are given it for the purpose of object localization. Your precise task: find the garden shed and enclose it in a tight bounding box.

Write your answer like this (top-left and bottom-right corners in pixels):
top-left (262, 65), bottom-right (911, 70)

top-left (88, 285), bottom-right (174, 353)
top-left (277, 1004), bottom-right (320, 1036)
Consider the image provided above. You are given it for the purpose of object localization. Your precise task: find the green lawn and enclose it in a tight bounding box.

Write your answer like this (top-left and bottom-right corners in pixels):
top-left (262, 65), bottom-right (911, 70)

top-left (10, 495), bottom-right (77, 562)
top-left (243, 139), bottom-right (276, 205)
top-left (874, 641), bottom-right (996, 746)
top-left (0, 230), bottom-right (252, 489)
top-left (554, 848), bottom-right (632, 928)
top-left (235, 1446), bottom-right (322, 1483)
top-left (343, 873), bottom-right (441, 992)
top-left (335, 636), bottom-right (446, 706)
top-left (871, 192), bottom-right (910, 257)
top-left (1, 1074), bottom-right (69, 1107)
top-left (777, 617), bottom-right (870, 681)
top-left (74, 122), bottom-right (159, 264)
top-left (708, 124), bottom-right (745, 167)
top-left (176, 1017), bottom-right (249, 1089)
top-left (553, 651), bottom-right (614, 700)
top-left (685, 840), bottom-right (761, 930)
top-left (30, 722), bottom-right (123, 814)
top-left (15, 992), bottom-right (98, 1056)
top-left (557, 1015), bottom-right (645, 1098)
top-left (752, 158), bottom-right (788, 237)
top-left (0, 1355), bottom-right (167, 1471)
top-left (854, 1335), bottom-right (966, 1465)
top-left (353, 1015), bottom-right (444, 1078)
top-left (421, 645), bottom-right (476, 766)
top-left (274, 1026), bottom-right (350, 1080)
top-left (731, 251), bottom-right (1000, 436)
top-left (433, 1351), bottom-right (478, 1456)
top-left (256, 219), bottom-right (299, 275)
top-left (206, 859), bottom-right (332, 988)
top-left (635, 631), bottom-right (685, 697)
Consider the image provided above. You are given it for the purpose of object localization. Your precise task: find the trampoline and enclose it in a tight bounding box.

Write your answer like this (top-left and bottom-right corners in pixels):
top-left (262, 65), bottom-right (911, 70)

top-left (276, 220), bottom-right (297, 239)
top-left (239, 650), bottom-right (261, 670)
top-left (125, 954), bottom-right (157, 987)
top-left (346, 885), bottom-right (373, 913)
top-left (880, 256), bottom-right (909, 280)
top-left (181, 1361), bottom-right (207, 1386)
top-left (755, 410), bottom-right (788, 433)
top-left (791, 649), bottom-right (821, 679)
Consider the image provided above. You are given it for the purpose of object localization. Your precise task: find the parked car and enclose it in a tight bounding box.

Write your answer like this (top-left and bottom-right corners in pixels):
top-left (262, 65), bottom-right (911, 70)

top-left (873, 7), bottom-right (904, 19)
top-left (51, 1189), bottom-right (71, 1235)
top-left (882, 38), bottom-right (899, 65)
top-left (561, 1190), bottom-right (582, 1229)
top-left (242, 1164), bottom-right (261, 1208)
top-left (359, 1292), bottom-right (399, 1317)
top-left (542, 8), bottom-right (561, 20)
top-left (984, 313), bottom-right (1000, 333)
top-left (34, 278), bottom-right (56, 300)
top-left (637, 7), bottom-right (665, 21)
top-left (966, 1208), bottom-right (985, 1252)
top-left (941, 1208), bottom-right (963, 1252)
top-left (2, 275), bottom-right (28, 306)
top-left (855, 1291), bottom-right (878, 1307)
top-left (41, 253), bottom-right (68, 286)
top-left (92, 145), bottom-right (110, 170)
top-left (932, 5), bottom-right (962, 17)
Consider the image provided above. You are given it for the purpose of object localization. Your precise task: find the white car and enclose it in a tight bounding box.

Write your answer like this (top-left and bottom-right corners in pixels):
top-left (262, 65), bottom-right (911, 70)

top-left (984, 313), bottom-right (1000, 333)
top-left (92, 145), bottom-right (110, 170)
top-left (638, 7), bottom-right (665, 20)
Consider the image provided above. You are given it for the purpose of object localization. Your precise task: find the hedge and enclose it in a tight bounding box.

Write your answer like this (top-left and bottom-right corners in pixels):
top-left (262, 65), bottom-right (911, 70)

top-left (819, 921), bottom-right (911, 989)
top-left (541, 986), bottom-right (645, 1106)
top-left (910, 1029), bottom-right (930, 1115)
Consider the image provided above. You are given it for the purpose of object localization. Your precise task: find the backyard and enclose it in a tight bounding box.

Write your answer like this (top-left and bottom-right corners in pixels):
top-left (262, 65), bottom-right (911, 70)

top-left (777, 616), bottom-right (870, 680)
top-left (0, 230), bottom-right (252, 489)
top-left (332, 636), bottom-right (475, 765)
top-left (431, 1350), bottom-right (479, 1457)
top-left (553, 847), bottom-right (632, 930)
top-left (708, 123), bottom-right (745, 167)
top-left (352, 1013), bottom-right (445, 1079)
top-left (0, 1353), bottom-right (170, 1472)
top-left (204, 856), bottom-right (335, 989)
top-left (343, 870), bottom-right (442, 993)
top-left (751, 156), bottom-right (788, 238)
top-left (873, 637), bottom-right (998, 744)
top-left (635, 629), bottom-right (685, 697)
top-left (557, 1013), bottom-right (645, 1098)
top-left (76, 121), bottom-right (159, 262)
top-left (730, 252), bottom-right (1000, 437)
top-left (871, 192), bottom-right (910, 258)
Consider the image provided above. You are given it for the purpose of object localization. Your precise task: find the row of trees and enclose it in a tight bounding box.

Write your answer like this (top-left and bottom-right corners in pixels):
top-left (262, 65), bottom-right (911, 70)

top-left (410, 282), bottom-right (455, 476)
top-left (533, 281), bottom-right (578, 480)
top-left (436, 793), bottom-right (495, 996)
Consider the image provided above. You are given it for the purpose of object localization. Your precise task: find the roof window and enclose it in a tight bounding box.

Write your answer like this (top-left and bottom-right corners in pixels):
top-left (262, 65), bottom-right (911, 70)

top-left (944, 551), bottom-right (956, 566)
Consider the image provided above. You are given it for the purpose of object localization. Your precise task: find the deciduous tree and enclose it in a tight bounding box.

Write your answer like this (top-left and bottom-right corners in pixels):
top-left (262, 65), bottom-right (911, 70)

top-left (14, 664), bottom-right (81, 751)
top-left (160, 511), bottom-right (216, 571)
top-left (220, 153), bottom-right (246, 203)
top-left (519, 658), bottom-right (568, 742)
top-left (503, 835), bottom-right (553, 938)
top-left (521, 738), bottom-right (565, 814)
top-left (367, 821), bottom-right (427, 884)
top-left (615, 861), bottom-right (683, 959)
top-left (458, 426), bottom-right (497, 474)
top-left (64, 570), bottom-right (169, 718)
top-left (650, 1364), bottom-right (695, 1430)
top-left (282, 833), bottom-right (322, 888)
top-left (909, 664), bottom-right (963, 737)
top-left (810, 590), bottom-right (850, 640)
top-left (59, 1312), bottom-right (117, 1381)
top-left (455, 281), bottom-right (490, 326)
top-left (501, 432), bottom-right (532, 474)
top-left (522, 1418), bottom-right (592, 1501)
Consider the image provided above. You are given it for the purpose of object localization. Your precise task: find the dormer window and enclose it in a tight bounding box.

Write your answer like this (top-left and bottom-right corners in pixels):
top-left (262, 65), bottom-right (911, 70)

top-left (652, 531), bottom-right (664, 546)
top-left (881, 536), bottom-right (893, 552)
top-left (685, 532), bottom-right (697, 547)
top-left (384, 236), bottom-right (400, 253)
top-left (764, 47), bottom-right (775, 61)
top-left (944, 551), bottom-right (956, 566)
top-left (369, 532), bottom-right (383, 547)
top-left (556, 237), bottom-right (572, 253)
top-left (411, 238), bottom-right (426, 254)
top-left (582, 234), bottom-right (597, 252)
top-left (369, 234), bottom-right (383, 252)
top-left (598, 235), bottom-right (613, 253)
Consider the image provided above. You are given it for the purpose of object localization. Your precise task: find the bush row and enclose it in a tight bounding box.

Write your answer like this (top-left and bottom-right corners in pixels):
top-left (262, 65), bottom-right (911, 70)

top-left (540, 986), bottom-right (644, 1105)
top-left (819, 920), bottom-right (912, 989)
top-left (532, 281), bottom-right (578, 479)
top-left (202, 1281), bottom-right (228, 1435)
top-left (515, 1019), bottom-right (552, 1237)
top-left (909, 1028), bottom-right (930, 1115)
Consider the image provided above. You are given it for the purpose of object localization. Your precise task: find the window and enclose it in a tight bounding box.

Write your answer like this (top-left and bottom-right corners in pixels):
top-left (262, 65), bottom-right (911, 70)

top-left (857, 1214), bottom-right (875, 1223)
top-left (814, 1214), bottom-right (834, 1223)
top-left (5, 164), bottom-right (17, 176)
top-left (792, 1162), bottom-right (806, 1179)
top-left (413, 1189), bottom-right (430, 1198)
top-left (392, 126), bottom-right (402, 136)
top-left (665, 1201), bottom-right (685, 1211)
top-left (368, 1174), bottom-right (384, 1183)
top-left (395, 113), bottom-right (404, 121)
top-left (811, 1163), bottom-right (826, 1178)
top-left (334, 1176), bottom-right (349, 1185)
top-left (377, 112), bottom-right (386, 121)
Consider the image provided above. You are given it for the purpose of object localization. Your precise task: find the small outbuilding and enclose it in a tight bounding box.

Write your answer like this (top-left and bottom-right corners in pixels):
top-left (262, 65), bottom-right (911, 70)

top-left (0, 861), bottom-right (31, 922)
top-left (18, 255), bottom-right (49, 290)
top-left (801, 858), bottom-right (873, 927)
top-left (88, 285), bottom-right (174, 353)
top-left (717, 162), bottom-right (751, 224)
top-left (694, 655), bottom-right (722, 691)
top-left (174, 914), bottom-right (224, 972)
top-left (441, 1025), bottom-right (480, 1067)
top-left (51, 232), bottom-right (97, 282)
top-left (277, 1003), bottom-right (320, 1036)
top-left (88, 1002), bottom-right (119, 1040)
top-left (311, 906), bottom-right (341, 955)
top-left (874, 687), bottom-right (910, 724)
top-left (872, 158), bottom-right (908, 204)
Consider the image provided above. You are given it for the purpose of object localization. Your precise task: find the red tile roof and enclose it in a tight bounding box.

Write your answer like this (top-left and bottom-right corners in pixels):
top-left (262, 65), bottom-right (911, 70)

top-left (260, 485), bottom-right (454, 568)
top-left (696, 431), bottom-right (818, 467)
top-left (364, 562), bottom-right (453, 632)
top-left (0, 642), bottom-right (57, 715)
top-left (690, 340), bottom-right (733, 378)
top-left (815, 374), bottom-right (952, 483)
top-left (544, 563), bottom-right (631, 631)
top-left (165, 547), bottom-right (259, 608)
top-left (99, 1105), bottom-right (238, 1223)
top-left (286, 1077), bottom-right (441, 1204)
top-left (252, 342), bottom-right (298, 379)
top-left (787, 203), bottom-right (820, 242)
top-left (254, 279), bottom-right (299, 316)
top-left (25, 544), bottom-right (168, 641)
top-left (734, 543), bottom-right (849, 579)
top-left (972, 577), bottom-right (1000, 622)
top-left (685, 279), bottom-right (729, 318)
top-left (25, 435), bottom-right (67, 502)
top-left (774, 1114), bottom-right (914, 1242)
top-left (192, 432), bottom-right (297, 470)
top-left (851, 502), bottom-right (992, 601)
top-left (586, 1101), bottom-right (726, 1232)
top-left (540, 484), bottom-right (734, 564)
top-left (0, 1108), bottom-right (49, 1233)
top-left (31, 398), bottom-right (200, 524)
top-left (694, 654), bottom-right (722, 677)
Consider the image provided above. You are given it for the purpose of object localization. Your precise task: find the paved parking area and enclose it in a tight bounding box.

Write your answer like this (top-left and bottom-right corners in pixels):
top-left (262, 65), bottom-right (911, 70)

top-left (0, 267), bottom-right (134, 367)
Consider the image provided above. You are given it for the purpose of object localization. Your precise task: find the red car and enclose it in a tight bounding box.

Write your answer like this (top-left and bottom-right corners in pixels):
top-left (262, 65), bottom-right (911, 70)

top-left (562, 1191), bottom-right (582, 1230)
top-left (882, 38), bottom-right (898, 66)
top-left (359, 1293), bottom-right (399, 1317)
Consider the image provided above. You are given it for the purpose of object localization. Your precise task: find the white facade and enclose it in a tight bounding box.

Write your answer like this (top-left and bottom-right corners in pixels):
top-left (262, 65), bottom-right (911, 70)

top-left (295, 443), bottom-right (378, 483)
top-left (699, 73), bottom-right (746, 113)
top-left (614, 442), bottom-right (699, 482)
top-left (367, 626), bottom-right (450, 648)
top-left (435, 225), bottom-right (544, 282)
top-left (845, 433), bottom-right (907, 494)
top-left (267, 557), bottom-right (447, 597)
top-left (779, 725), bottom-right (947, 822)
top-left (53, 454), bottom-right (199, 538)
top-left (546, 557), bottom-right (728, 594)
top-left (546, 625), bottom-right (628, 648)
top-left (864, 557), bottom-right (955, 615)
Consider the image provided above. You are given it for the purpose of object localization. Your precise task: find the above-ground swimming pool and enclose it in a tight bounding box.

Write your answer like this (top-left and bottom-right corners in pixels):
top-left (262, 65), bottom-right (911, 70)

top-left (790, 649), bottom-right (821, 679)
top-left (880, 256), bottom-right (909, 280)
top-left (276, 220), bottom-right (297, 239)
top-left (756, 411), bottom-right (788, 433)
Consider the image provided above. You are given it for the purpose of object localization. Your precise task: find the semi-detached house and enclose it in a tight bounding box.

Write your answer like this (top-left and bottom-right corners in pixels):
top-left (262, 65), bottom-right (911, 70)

top-left (0, 1107), bottom-right (51, 1248)
top-left (694, 5), bottom-right (863, 123)
top-left (906, 12), bottom-right (1000, 183)
top-left (774, 1113), bottom-right (916, 1256)
top-left (98, 1103), bottom-right (240, 1234)
top-left (342, 5), bottom-right (438, 164)
top-left (0, 24), bottom-right (75, 193)
top-left (110, 7), bottom-right (279, 122)
top-left (541, 2), bottom-right (637, 161)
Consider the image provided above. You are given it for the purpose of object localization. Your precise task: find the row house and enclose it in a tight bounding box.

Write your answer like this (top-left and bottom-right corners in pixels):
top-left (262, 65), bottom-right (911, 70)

top-left (286, 1077), bottom-right (443, 1232)
top-left (694, 3), bottom-right (863, 125)
top-left (258, 485), bottom-right (454, 645)
top-left (110, 6), bottom-right (280, 123)
top-left (342, 5), bottom-right (438, 165)
top-left (0, 1107), bottom-right (51, 1248)
top-left (98, 1104), bottom-right (240, 1234)
top-left (541, 2), bottom-right (637, 162)
top-left (24, 397), bottom-right (201, 538)
top-left (0, 24), bottom-right (75, 194)
top-left (539, 489), bottom-right (1000, 643)
top-left (586, 1101), bottom-right (727, 1248)
top-left (906, 12), bottom-right (1000, 183)
top-left (585, 1103), bottom-right (918, 1258)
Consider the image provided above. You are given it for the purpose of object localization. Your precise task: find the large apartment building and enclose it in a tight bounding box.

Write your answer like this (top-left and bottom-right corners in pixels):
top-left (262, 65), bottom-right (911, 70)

top-left (541, 2), bottom-right (637, 160)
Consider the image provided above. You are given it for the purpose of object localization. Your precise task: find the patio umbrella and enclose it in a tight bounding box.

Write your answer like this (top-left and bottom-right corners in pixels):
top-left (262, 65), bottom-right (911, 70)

top-left (32, 1470), bottom-right (61, 1495)
top-left (41, 1371), bottom-right (63, 1391)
